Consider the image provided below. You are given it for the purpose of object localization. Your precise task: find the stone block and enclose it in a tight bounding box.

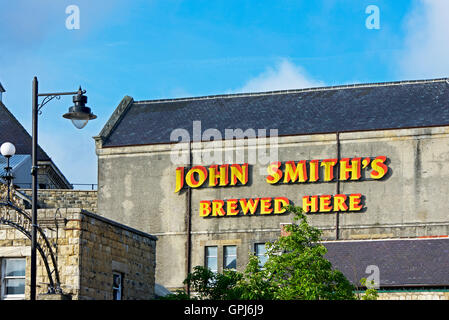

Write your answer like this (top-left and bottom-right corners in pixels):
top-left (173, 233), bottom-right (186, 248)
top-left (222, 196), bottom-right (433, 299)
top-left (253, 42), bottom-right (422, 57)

top-left (38, 293), bottom-right (73, 300)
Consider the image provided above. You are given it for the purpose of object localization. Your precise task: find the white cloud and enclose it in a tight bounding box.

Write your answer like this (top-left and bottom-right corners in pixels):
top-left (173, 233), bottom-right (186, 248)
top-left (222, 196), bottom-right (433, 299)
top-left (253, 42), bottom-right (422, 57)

top-left (235, 59), bottom-right (324, 93)
top-left (400, 0), bottom-right (449, 79)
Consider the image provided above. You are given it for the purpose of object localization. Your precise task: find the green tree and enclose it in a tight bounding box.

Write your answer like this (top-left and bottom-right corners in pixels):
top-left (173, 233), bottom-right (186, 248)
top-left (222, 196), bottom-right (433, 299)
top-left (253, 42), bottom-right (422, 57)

top-left (163, 204), bottom-right (376, 300)
top-left (236, 205), bottom-right (356, 300)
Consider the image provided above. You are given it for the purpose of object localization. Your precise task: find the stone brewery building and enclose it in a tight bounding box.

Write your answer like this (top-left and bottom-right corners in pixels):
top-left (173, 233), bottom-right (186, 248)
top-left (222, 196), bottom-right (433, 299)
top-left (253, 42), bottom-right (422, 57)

top-left (94, 78), bottom-right (449, 300)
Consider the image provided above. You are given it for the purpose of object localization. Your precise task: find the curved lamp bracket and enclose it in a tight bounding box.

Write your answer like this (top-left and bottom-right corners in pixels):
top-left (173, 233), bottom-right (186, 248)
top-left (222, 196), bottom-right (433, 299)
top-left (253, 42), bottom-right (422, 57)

top-left (38, 95), bottom-right (61, 115)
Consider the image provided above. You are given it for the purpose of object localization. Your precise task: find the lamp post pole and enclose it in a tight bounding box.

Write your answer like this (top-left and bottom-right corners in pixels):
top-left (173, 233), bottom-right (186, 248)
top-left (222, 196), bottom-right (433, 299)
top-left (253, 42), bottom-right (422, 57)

top-left (30, 77), bottom-right (38, 301)
top-left (29, 77), bottom-right (96, 300)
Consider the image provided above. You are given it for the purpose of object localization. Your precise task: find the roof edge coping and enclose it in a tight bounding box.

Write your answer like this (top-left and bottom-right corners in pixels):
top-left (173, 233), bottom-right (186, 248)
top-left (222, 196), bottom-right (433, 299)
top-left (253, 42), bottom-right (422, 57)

top-left (96, 95), bottom-right (134, 145)
top-left (133, 77), bottom-right (449, 105)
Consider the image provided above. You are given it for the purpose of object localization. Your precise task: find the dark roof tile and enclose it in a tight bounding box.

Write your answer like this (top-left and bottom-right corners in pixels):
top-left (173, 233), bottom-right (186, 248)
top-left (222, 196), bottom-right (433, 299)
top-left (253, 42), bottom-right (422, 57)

top-left (101, 78), bottom-right (449, 147)
top-left (324, 238), bottom-right (449, 287)
top-left (0, 101), bottom-right (51, 161)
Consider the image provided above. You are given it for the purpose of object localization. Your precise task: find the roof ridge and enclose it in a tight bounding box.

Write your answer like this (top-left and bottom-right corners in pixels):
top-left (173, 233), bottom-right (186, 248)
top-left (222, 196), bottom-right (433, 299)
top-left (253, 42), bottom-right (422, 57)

top-left (134, 77), bottom-right (449, 104)
top-left (322, 236), bottom-right (449, 243)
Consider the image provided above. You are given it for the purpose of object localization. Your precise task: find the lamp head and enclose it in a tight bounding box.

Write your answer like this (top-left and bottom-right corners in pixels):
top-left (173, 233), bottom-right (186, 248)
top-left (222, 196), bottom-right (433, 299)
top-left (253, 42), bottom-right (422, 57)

top-left (63, 87), bottom-right (97, 129)
top-left (1, 142), bottom-right (16, 158)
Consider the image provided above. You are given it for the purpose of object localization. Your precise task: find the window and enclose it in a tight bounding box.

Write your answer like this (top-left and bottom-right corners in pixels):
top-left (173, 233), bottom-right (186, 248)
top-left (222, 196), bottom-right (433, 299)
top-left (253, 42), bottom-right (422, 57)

top-left (254, 243), bottom-right (268, 267)
top-left (223, 246), bottom-right (237, 270)
top-left (112, 272), bottom-right (123, 300)
top-left (205, 246), bottom-right (218, 273)
top-left (1, 258), bottom-right (26, 300)
top-left (280, 223), bottom-right (292, 237)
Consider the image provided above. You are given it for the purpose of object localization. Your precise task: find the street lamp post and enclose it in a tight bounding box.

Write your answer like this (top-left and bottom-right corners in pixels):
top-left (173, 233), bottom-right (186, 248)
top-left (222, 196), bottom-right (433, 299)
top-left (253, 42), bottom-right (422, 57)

top-left (1, 142), bottom-right (16, 202)
top-left (30, 77), bottom-right (96, 300)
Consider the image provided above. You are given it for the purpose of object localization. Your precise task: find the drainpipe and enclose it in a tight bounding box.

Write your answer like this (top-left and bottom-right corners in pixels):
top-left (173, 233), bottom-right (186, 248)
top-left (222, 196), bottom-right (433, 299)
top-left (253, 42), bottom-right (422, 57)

top-left (185, 140), bottom-right (192, 295)
top-left (335, 132), bottom-right (341, 240)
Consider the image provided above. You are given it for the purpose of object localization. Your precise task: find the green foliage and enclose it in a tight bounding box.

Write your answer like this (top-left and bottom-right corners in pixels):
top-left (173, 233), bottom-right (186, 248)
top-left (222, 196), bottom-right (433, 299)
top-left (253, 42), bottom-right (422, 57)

top-left (359, 278), bottom-right (379, 300)
top-left (236, 254), bottom-right (275, 299)
top-left (161, 266), bottom-right (243, 300)
top-left (159, 289), bottom-right (191, 300)
top-left (236, 205), bottom-right (356, 300)
top-left (164, 204), bottom-right (377, 300)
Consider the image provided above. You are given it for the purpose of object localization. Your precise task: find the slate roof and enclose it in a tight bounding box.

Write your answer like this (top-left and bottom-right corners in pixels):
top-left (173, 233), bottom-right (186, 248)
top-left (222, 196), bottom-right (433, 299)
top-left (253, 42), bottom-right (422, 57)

top-left (0, 154), bottom-right (30, 177)
top-left (324, 238), bottom-right (449, 287)
top-left (99, 78), bottom-right (449, 147)
top-left (0, 101), bottom-right (51, 161)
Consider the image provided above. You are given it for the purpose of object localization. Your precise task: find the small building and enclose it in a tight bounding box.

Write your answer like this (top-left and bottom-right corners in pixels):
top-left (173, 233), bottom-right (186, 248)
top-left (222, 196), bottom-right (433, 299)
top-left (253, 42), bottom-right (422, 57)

top-left (0, 82), bottom-right (158, 299)
top-left (324, 238), bottom-right (449, 300)
top-left (0, 187), bottom-right (157, 300)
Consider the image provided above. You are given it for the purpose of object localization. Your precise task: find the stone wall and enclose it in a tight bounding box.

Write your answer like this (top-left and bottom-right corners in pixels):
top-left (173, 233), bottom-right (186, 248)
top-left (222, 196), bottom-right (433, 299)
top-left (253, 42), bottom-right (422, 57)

top-left (377, 291), bottom-right (449, 300)
top-left (78, 211), bottom-right (157, 300)
top-left (20, 189), bottom-right (97, 213)
top-left (0, 207), bottom-right (156, 300)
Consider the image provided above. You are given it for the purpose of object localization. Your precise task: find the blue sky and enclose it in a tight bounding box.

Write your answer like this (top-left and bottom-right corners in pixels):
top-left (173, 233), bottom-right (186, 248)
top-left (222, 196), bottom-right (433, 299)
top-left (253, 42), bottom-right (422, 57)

top-left (0, 0), bottom-right (448, 186)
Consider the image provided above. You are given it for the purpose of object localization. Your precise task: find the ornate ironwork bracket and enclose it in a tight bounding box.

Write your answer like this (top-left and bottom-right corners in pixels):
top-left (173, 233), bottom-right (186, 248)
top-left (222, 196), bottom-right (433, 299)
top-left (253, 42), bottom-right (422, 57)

top-left (37, 88), bottom-right (85, 115)
top-left (0, 200), bottom-right (62, 294)
top-left (38, 95), bottom-right (61, 115)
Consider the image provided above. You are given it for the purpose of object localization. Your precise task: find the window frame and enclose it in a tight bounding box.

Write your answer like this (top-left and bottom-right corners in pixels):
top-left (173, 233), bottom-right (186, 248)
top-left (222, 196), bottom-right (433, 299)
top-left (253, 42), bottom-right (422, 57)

top-left (223, 245), bottom-right (237, 270)
top-left (254, 243), bottom-right (268, 267)
top-left (205, 246), bottom-right (218, 273)
top-left (1, 258), bottom-right (26, 300)
top-left (112, 272), bottom-right (123, 300)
